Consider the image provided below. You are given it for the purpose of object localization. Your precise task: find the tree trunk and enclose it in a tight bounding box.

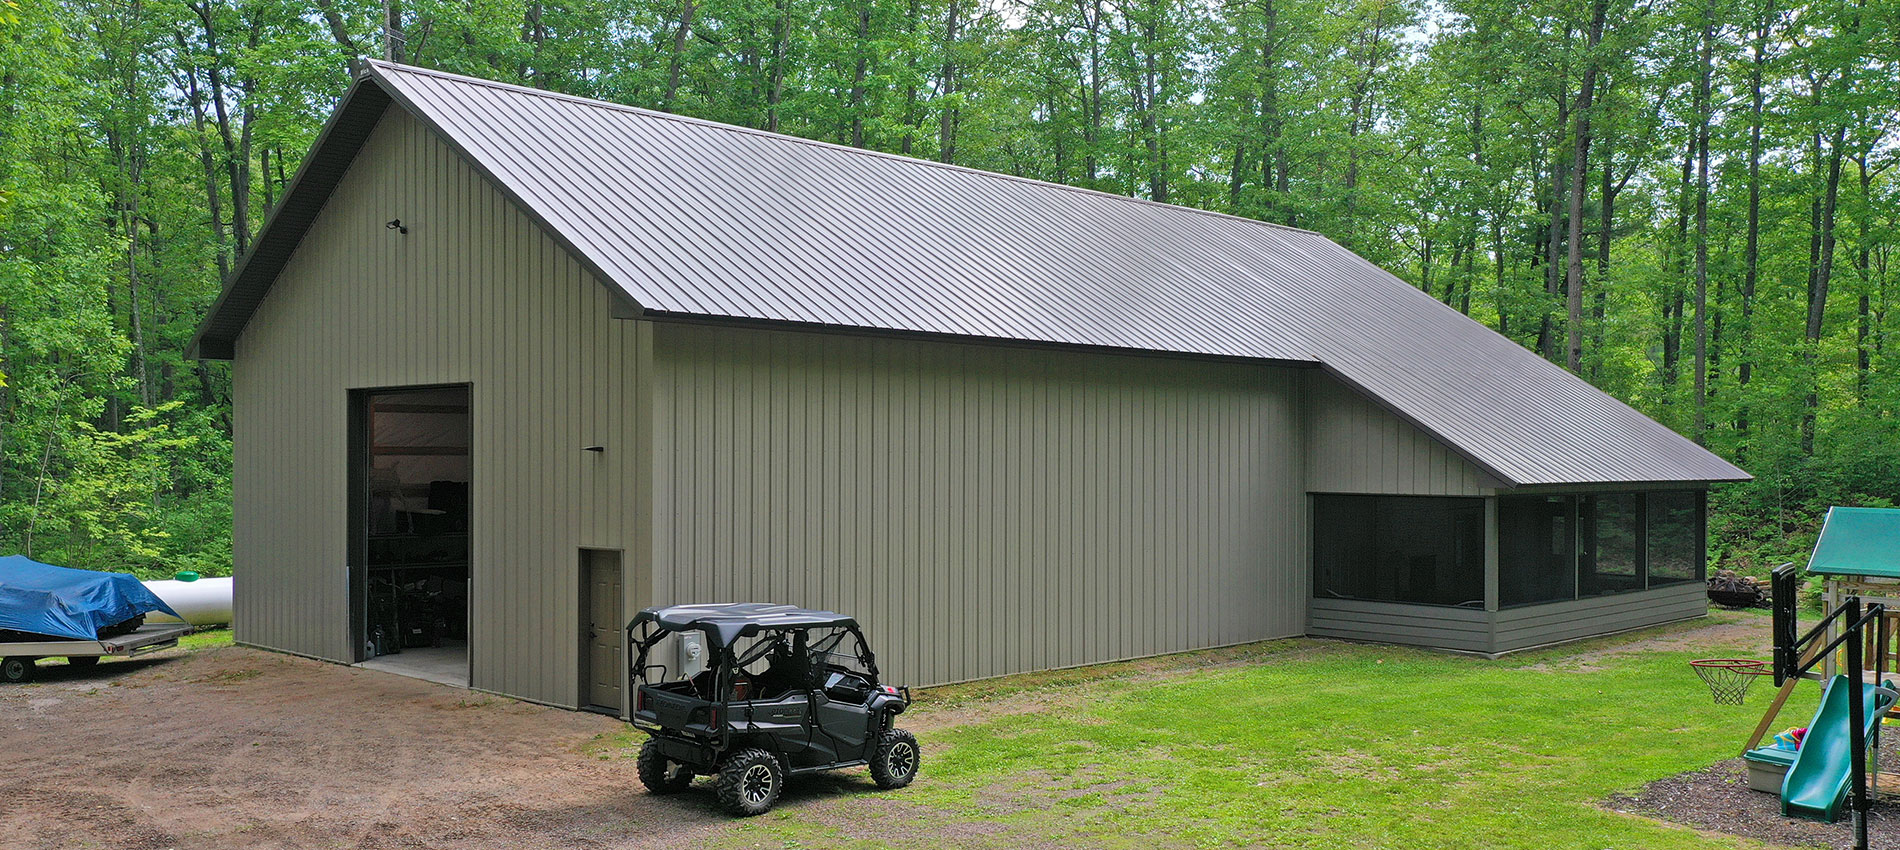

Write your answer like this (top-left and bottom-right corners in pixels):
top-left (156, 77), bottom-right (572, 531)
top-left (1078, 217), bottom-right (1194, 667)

top-left (1139, 8), bottom-right (1167, 202)
top-left (1738, 0), bottom-right (1771, 440)
top-left (937, 0), bottom-right (962, 163)
top-left (192, 1), bottom-right (251, 256)
top-left (1538, 153), bottom-right (1567, 362)
top-left (171, 37), bottom-right (230, 280)
top-left (1664, 128), bottom-right (1693, 395)
top-left (1803, 125), bottom-right (1846, 453)
top-left (764, 0), bottom-right (790, 132)
top-left (1227, 131), bottom-right (1248, 208)
top-left (384, 0), bottom-right (405, 62)
top-left (314, 0), bottom-right (362, 53)
top-left (1593, 108), bottom-right (1624, 379)
top-left (1692, 10), bottom-right (1713, 442)
top-left (900, 0), bottom-right (922, 154)
top-left (1257, 0), bottom-right (1281, 214)
top-left (1081, 0), bottom-right (1104, 184)
top-left (1564, 0), bottom-right (1608, 374)
top-left (849, 0), bottom-right (870, 147)
top-left (1855, 156), bottom-right (1873, 402)
top-left (662, 0), bottom-right (697, 110)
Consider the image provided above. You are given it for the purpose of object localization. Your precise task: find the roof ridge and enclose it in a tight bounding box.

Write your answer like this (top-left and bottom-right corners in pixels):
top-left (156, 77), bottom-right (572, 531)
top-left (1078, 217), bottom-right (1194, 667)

top-left (364, 60), bottom-right (1328, 240)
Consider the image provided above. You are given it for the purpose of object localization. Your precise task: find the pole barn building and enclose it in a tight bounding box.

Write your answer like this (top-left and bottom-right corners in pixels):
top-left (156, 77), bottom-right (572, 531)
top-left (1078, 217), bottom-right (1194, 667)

top-left (190, 61), bottom-right (1748, 714)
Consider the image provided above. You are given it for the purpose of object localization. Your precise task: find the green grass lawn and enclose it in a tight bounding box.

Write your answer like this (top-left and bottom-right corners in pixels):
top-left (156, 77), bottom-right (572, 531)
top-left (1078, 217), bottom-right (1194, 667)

top-left (178, 627), bottom-right (234, 651)
top-left (698, 610), bottom-right (1815, 849)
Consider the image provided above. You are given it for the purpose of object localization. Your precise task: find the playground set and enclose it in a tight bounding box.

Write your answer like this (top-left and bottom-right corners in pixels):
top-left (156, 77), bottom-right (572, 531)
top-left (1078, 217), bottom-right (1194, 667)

top-left (1704, 507), bottom-right (1900, 850)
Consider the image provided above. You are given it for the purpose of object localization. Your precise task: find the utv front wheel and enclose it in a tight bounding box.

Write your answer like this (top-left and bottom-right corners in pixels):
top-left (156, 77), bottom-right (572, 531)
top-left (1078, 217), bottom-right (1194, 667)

top-left (716, 748), bottom-right (784, 816)
top-left (637, 739), bottom-right (694, 794)
top-left (869, 729), bottom-right (920, 789)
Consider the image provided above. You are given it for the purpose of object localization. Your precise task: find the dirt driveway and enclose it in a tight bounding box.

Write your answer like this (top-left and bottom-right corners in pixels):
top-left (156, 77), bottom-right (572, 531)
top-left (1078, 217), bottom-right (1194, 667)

top-left (0, 644), bottom-right (837, 850)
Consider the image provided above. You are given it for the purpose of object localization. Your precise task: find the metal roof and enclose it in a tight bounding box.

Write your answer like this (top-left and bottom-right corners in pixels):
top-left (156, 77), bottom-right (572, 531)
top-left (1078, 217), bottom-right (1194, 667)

top-left (190, 61), bottom-right (1749, 488)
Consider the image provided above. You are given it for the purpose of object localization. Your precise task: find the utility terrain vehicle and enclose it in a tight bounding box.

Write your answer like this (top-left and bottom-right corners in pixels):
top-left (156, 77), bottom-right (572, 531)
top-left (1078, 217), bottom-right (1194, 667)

top-left (627, 603), bottom-right (918, 815)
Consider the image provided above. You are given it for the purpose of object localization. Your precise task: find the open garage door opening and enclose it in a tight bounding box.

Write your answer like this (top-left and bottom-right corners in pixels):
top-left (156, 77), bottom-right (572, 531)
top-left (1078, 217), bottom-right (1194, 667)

top-left (350, 385), bottom-right (471, 687)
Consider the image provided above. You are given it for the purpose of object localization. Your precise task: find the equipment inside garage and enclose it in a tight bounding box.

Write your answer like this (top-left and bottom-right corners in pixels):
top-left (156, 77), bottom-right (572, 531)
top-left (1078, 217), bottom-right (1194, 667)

top-left (361, 386), bottom-right (470, 660)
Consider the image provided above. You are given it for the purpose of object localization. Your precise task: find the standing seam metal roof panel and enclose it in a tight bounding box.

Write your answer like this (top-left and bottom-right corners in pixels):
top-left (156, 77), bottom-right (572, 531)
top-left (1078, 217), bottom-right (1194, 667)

top-left (189, 61), bottom-right (1749, 488)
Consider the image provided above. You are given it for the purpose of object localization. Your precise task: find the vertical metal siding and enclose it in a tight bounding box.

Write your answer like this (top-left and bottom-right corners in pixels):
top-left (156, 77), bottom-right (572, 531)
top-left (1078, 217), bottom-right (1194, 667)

top-left (1304, 371), bottom-right (1502, 496)
top-left (232, 109), bottom-right (648, 708)
top-left (649, 324), bottom-right (1307, 687)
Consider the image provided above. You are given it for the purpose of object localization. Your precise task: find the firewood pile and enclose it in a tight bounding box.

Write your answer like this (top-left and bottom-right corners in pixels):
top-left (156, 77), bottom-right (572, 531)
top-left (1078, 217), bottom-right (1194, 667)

top-left (1706, 569), bottom-right (1771, 609)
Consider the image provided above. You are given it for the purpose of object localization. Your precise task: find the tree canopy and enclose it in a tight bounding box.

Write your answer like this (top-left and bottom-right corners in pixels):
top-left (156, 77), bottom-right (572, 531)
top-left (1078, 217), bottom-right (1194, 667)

top-left (1, 0), bottom-right (1894, 576)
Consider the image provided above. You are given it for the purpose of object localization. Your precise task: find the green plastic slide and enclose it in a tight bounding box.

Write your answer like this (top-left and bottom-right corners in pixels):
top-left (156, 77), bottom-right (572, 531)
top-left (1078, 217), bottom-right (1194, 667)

top-left (1780, 675), bottom-right (1899, 823)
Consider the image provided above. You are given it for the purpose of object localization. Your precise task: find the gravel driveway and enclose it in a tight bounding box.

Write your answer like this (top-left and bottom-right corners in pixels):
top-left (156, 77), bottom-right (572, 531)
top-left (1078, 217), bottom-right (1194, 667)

top-left (0, 644), bottom-right (776, 849)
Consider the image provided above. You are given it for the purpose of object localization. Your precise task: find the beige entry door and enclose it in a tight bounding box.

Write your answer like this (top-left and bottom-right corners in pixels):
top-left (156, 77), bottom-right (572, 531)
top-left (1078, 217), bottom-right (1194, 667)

top-left (582, 550), bottom-right (623, 712)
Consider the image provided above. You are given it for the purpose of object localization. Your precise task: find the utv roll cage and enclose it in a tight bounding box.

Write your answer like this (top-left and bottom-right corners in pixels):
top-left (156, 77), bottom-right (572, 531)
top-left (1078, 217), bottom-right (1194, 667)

top-left (628, 602), bottom-right (883, 685)
top-left (624, 602), bottom-right (920, 815)
top-left (626, 603), bottom-right (906, 740)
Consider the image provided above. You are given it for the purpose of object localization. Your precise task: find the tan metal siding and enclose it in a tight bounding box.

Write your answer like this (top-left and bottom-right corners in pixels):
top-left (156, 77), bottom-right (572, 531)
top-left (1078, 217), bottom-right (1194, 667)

top-left (1304, 371), bottom-right (1502, 496)
top-left (232, 108), bottom-right (648, 708)
top-left (650, 325), bottom-right (1306, 687)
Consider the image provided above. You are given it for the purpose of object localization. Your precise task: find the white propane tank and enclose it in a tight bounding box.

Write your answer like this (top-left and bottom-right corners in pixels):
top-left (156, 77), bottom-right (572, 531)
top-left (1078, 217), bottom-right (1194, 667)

top-left (143, 575), bottom-right (233, 626)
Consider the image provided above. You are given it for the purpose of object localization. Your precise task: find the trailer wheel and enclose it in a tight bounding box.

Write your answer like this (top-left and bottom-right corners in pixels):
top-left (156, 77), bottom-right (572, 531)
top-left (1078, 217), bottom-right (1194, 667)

top-left (66, 656), bottom-right (100, 669)
top-left (1, 656), bottom-right (36, 684)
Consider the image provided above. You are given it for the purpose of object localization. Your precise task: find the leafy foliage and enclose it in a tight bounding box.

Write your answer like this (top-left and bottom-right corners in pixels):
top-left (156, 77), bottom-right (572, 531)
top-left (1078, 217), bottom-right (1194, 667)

top-left (0, 0), bottom-right (1894, 578)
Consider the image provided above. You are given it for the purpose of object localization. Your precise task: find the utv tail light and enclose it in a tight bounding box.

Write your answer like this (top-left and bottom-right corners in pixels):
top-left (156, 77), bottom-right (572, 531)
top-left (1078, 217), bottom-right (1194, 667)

top-left (880, 685), bottom-right (898, 694)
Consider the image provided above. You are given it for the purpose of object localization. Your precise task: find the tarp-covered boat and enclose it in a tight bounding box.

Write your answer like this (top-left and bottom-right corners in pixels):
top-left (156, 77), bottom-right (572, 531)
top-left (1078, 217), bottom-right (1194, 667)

top-left (0, 556), bottom-right (183, 641)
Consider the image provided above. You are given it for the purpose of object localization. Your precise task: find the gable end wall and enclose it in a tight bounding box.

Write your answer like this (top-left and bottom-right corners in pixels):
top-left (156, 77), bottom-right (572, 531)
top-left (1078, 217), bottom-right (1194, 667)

top-left (232, 108), bottom-right (651, 708)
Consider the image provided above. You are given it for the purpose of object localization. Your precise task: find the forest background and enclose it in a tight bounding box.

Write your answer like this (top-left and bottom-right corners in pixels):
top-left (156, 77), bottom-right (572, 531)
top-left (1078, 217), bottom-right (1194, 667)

top-left (0, 0), bottom-right (1893, 579)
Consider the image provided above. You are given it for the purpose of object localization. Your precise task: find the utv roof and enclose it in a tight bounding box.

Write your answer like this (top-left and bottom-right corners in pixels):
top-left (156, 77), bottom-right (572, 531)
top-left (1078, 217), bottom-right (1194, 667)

top-left (634, 603), bottom-right (859, 647)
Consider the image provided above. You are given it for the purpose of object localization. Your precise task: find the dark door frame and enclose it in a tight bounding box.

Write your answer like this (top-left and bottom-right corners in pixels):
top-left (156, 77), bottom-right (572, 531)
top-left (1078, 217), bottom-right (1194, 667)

top-left (579, 547), bottom-right (626, 715)
top-left (347, 382), bottom-right (473, 666)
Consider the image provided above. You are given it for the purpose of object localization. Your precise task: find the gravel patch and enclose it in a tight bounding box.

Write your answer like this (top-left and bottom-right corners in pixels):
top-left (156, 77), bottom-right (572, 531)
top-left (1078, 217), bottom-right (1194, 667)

top-left (1605, 735), bottom-right (1900, 850)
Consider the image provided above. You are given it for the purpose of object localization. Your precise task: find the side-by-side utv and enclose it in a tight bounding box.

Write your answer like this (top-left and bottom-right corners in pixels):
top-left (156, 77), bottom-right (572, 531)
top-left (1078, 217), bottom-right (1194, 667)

top-left (626, 603), bottom-right (919, 815)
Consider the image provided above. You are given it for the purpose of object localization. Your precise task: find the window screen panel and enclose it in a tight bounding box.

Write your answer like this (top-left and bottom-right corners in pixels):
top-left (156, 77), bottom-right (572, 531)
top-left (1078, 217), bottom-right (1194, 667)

top-left (1313, 495), bottom-right (1484, 607)
top-left (1580, 493), bottom-right (1643, 597)
top-left (1647, 490), bottom-right (1704, 585)
top-left (1499, 495), bottom-right (1575, 607)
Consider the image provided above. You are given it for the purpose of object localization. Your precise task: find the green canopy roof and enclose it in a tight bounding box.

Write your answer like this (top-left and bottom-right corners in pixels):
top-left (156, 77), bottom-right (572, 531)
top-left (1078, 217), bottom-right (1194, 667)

top-left (1807, 506), bottom-right (1900, 578)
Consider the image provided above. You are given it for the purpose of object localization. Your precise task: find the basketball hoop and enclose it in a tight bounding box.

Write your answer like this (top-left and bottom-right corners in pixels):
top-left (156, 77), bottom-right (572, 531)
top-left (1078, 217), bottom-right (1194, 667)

top-left (1690, 659), bottom-right (1768, 705)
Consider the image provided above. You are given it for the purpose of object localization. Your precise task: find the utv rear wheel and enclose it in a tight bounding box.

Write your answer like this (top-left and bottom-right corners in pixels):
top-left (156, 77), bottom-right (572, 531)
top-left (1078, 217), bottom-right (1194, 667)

top-left (637, 739), bottom-right (694, 794)
top-left (716, 748), bottom-right (784, 816)
top-left (869, 729), bottom-right (919, 789)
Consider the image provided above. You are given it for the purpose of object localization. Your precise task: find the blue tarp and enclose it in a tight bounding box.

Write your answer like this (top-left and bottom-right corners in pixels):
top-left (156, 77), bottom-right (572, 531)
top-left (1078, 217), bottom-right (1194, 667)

top-left (0, 556), bottom-right (182, 641)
